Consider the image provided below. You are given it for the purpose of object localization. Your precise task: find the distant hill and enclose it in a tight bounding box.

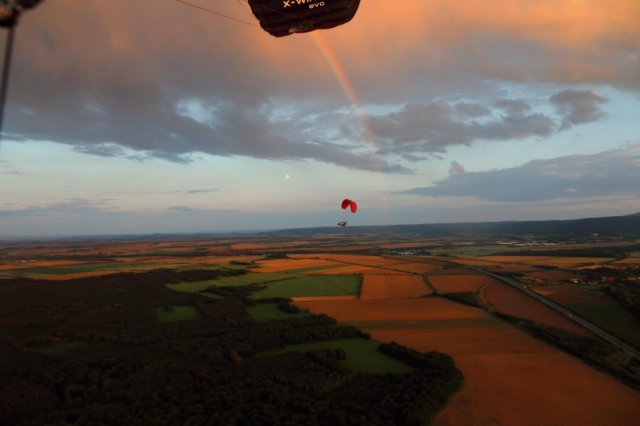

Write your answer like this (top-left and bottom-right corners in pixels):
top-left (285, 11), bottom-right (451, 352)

top-left (273, 212), bottom-right (640, 238)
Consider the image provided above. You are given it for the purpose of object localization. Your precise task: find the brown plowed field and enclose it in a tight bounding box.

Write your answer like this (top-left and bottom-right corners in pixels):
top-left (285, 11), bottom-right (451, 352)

top-left (317, 266), bottom-right (407, 275)
top-left (528, 270), bottom-right (580, 282)
top-left (253, 258), bottom-right (341, 272)
top-left (359, 275), bottom-right (431, 300)
top-left (386, 262), bottom-right (442, 273)
top-left (298, 298), bottom-right (486, 322)
top-left (434, 352), bottom-right (640, 426)
top-left (291, 295), bottom-right (358, 302)
top-left (296, 297), bottom-right (640, 426)
top-left (482, 282), bottom-right (590, 336)
top-left (298, 254), bottom-right (401, 266)
top-left (428, 274), bottom-right (497, 293)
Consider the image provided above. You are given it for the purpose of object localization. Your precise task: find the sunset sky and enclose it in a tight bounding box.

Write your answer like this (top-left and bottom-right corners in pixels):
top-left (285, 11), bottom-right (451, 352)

top-left (1, 0), bottom-right (639, 236)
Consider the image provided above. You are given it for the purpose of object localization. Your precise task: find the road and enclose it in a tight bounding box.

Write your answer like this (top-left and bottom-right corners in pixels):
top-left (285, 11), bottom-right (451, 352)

top-left (471, 267), bottom-right (640, 360)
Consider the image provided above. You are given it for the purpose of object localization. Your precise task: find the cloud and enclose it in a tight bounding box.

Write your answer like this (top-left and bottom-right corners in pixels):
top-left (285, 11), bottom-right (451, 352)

top-left (400, 144), bottom-right (640, 202)
top-left (3, 0), bottom-right (636, 171)
top-left (368, 100), bottom-right (554, 157)
top-left (550, 89), bottom-right (608, 130)
top-left (168, 205), bottom-right (194, 212)
top-left (185, 189), bottom-right (218, 194)
top-left (0, 199), bottom-right (115, 217)
top-left (73, 143), bottom-right (127, 157)
top-left (366, 91), bottom-right (607, 157)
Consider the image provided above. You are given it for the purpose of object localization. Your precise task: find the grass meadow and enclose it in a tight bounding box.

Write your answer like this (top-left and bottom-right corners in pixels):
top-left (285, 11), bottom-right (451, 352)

top-left (154, 305), bottom-right (203, 323)
top-left (257, 338), bottom-right (414, 374)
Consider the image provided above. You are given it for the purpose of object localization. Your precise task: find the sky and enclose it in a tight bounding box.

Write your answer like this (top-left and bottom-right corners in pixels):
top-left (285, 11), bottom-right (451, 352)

top-left (0, 0), bottom-right (639, 237)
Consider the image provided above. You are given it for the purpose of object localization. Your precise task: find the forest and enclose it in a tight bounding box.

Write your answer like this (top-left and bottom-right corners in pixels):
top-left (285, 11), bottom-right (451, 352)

top-left (0, 268), bottom-right (462, 425)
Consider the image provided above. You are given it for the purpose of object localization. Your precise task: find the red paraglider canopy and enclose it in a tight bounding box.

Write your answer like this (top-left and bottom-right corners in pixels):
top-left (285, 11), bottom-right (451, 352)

top-left (341, 198), bottom-right (357, 213)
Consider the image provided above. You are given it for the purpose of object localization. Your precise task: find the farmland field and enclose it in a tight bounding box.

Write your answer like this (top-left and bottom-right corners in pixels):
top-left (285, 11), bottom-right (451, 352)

top-left (257, 337), bottom-right (414, 374)
top-left (359, 274), bottom-right (431, 299)
top-left (296, 297), bottom-right (640, 426)
top-left (428, 274), bottom-right (497, 293)
top-left (245, 302), bottom-right (311, 322)
top-left (481, 255), bottom-right (614, 267)
top-left (250, 274), bottom-right (361, 299)
top-left (383, 262), bottom-right (443, 273)
top-left (252, 257), bottom-right (342, 272)
top-left (534, 285), bottom-right (640, 347)
top-left (481, 282), bottom-right (591, 335)
top-left (527, 270), bottom-right (581, 282)
top-left (154, 305), bottom-right (203, 323)
top-left (2, 235), bottom-right (640, 425)
top-left (176, 272), bottom-right (294, 289)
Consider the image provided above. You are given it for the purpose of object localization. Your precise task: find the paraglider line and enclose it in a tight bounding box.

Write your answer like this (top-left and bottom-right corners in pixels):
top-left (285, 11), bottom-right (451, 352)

top-left (175, 0), bottom-right (257, 27)
top-left (0, 24), bottom-right (15, 141)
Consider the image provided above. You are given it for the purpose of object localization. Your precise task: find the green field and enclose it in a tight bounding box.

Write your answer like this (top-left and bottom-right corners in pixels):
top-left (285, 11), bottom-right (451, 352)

top-left (166, 272), bottom-right (293, 293)
top-left (18, 262), bottom-right (163, 276)
top-left (246, 303), bottom-right (311, 322)
top-left (16, 262), bottom-right (242, 278)
top-left (199, 292), bottom-right (224, 299)
top-left (258, 338), bottom-right (413, 374)
top-left (280, 264), bottom-right (346, 274)
top-left (38, 341), bottom-right (88, 355)
top-left (154, 305), bottom-right (203, 323)
top-left (566, 299), bottom-right (640, 347)
top-left (250, 275), bottom-right (361, 299)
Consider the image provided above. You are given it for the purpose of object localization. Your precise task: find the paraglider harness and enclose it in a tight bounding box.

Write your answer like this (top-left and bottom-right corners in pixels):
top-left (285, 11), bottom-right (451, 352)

top-left (337, 221), bottom-right (347, 227)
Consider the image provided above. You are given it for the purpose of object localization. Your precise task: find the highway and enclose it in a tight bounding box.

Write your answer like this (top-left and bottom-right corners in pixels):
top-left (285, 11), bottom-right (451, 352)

top-left (471, 267), bottom-right (640, 360)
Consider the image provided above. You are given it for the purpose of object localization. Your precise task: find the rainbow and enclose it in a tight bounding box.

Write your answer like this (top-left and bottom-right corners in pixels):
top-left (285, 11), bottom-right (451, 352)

top-left (309, 32), bottom-right (384, 179)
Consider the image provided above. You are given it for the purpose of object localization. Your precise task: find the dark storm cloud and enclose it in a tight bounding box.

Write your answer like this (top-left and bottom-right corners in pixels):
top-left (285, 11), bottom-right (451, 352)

top-left (400, 145), bottom-right (640, 202)
top-left (550, 90), bottom-right (608, 130)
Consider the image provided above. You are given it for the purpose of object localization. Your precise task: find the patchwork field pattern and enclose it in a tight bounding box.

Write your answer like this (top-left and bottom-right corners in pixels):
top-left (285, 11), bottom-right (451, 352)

top-left (384, 262), bottom-right (443, 273)
top-left (294, 254), bottom-right (402, 266)
top-left (359, 274), bottom-right (431, 300)
top-left (535, 285), bottom-right (640, 347)
top-left (481, 282), bottom-right (591, 336)
top-left (250, 275), bottom-right (361, 299)
top-left (253, 258), bottom-right (343, 273)
top-left (428, 274), bottom-right (498, 293)
top-left (482, 256), bottom-right (614, 268)
top-left (296, 297), bottom-right (640, 426)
